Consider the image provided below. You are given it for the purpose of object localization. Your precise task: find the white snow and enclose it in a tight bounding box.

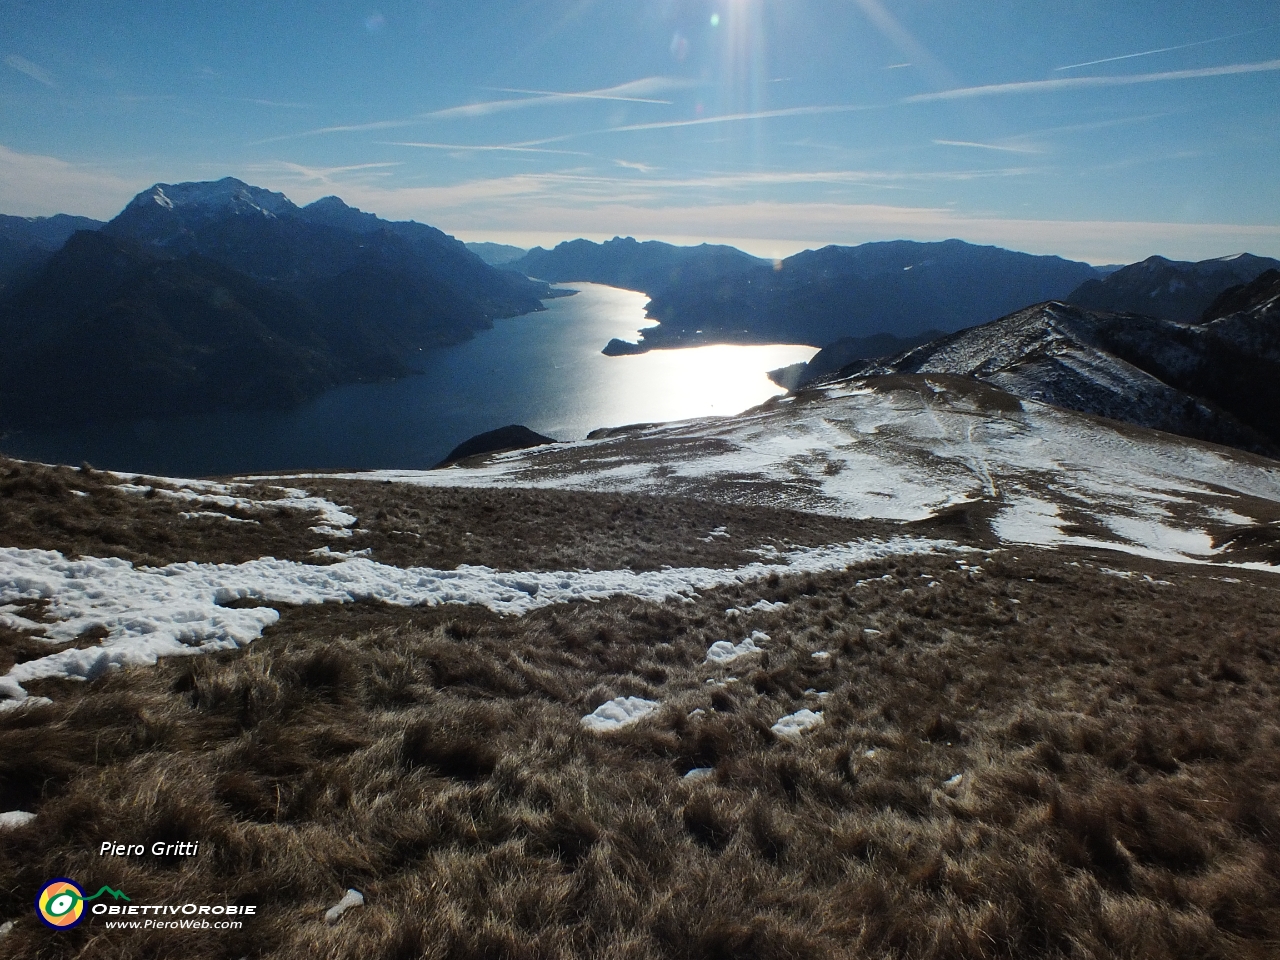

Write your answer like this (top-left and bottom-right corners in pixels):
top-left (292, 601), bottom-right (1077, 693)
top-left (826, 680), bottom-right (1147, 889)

top-left (705, 630), bottom-right (769, 664)
top-left (0, 811), bottom-right (36, 830)
top-left (324, 889), bottom-right (364, 924)
top-left (725, 596), bottom-right (787, 615)
top-left (682, 767), bottom-right (714, 780)
top-left (581, 697), bottom-right (659, 732)
top-left (115, 477), bottom-right (357, 534)
top-left (771, 708), bottom-right (824, 740)
top-left (309, 546), bottom-right (372, 560)
top-left (810, 651), bottom-right (831, 661)
top-left (180, 511), bottom-right (260, 524)
top-left (0, 535), bottom-right (952, 706)
top-left (992, 498), bottom-right (1066, 545)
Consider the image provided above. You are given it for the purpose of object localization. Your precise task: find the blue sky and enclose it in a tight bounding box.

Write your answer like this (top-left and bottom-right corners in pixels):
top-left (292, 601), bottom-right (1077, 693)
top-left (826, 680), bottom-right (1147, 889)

top-left (2, 0), bottom-right (1278, 263)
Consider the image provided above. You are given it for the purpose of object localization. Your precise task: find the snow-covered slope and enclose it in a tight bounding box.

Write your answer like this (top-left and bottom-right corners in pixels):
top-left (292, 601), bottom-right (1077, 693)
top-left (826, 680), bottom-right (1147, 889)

top-left (326, 374), bottom-right (1280, 567)
top-left (827, 301), bottom-right (1279, 454)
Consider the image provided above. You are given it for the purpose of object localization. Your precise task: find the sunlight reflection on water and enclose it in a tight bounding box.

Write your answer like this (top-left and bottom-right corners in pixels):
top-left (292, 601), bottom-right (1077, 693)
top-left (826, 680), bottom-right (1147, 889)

top-left (0, 283), bottom-right (818, 474)
top-left (527, 283), bottom-right (817, 435)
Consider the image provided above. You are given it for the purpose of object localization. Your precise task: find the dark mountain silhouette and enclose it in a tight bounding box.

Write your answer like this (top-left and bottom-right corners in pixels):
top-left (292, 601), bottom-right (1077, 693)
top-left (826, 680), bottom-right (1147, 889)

top-left (0, 213), bottom-right (103, 294)
top-left (0, 232), bottom-right (379, 425)
top-left (527, 238), bottom-right (1101, 351)
top-left (825, 276), bottom-right (1280, 455)
top-left (1200, 267), bottom-right (1280, 321)
top-left (0, 179), bottom-right (554, 427)
top-left (515, 237), bottom-right (766, 295)
top-left (1065, 253), bottom-right (1280, 322)
top-left (465, 242), bottom-right (527, 265)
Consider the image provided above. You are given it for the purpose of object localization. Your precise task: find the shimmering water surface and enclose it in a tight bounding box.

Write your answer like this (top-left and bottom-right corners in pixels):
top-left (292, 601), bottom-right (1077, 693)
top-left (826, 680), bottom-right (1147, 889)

top-left (0, 283), bottom-right (817, 476)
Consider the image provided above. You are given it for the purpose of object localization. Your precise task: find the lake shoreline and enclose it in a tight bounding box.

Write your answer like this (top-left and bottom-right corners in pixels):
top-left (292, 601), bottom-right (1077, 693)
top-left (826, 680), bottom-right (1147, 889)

top-left (0, 284), bottom-right (816, 477)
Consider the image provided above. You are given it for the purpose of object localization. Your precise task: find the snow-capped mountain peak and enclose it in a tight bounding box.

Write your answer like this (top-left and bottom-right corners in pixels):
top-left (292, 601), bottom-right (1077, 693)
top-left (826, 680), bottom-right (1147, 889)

top-left (126, 177), bottom-right (297, 220)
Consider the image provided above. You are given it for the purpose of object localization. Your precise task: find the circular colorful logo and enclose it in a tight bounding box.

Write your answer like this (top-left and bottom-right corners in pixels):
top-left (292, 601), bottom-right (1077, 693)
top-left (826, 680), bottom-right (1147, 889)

top-left (36, 878), bottom-right (86, 929)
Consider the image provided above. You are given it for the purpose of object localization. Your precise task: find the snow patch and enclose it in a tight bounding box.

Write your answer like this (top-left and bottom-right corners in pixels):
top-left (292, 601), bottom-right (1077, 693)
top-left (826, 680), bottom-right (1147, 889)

top-left (772, 708), bottom-right (823, 740)
top-left (180, 511), bottom-right (260, 524)
top-left (0, 810), bottom-right (36, 829)
top-left (581, 697), bottom-right (659, 732)
top-left (705, 631), bottom-right (768, 664)
top-left (324, 889), bottom-right (364, 924)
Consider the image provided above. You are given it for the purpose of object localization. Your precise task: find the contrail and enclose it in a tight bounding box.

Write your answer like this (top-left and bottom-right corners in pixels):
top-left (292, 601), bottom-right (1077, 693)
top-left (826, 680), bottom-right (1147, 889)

top-left (905, 58), bottom-right (1280, 103)
top-left (1054, 27), bottom-right (1273, 71)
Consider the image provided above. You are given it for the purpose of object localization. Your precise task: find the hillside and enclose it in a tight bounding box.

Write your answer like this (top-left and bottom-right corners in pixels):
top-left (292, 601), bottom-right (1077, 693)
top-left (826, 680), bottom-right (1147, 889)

top-left (0, 180), bottom-right (553, 427)
top-left (0, 212), bottom-right (103, 295)
top-left (1, 375), bottom-right (1279, 957)
top-left (823, 274), bottom-right (1280, 456)
top-left (768, 331), bottom-right (945, 390)
top-left (465, 242), bottom-right (528, 265)
top-left (0, 231), bottom-right (403, 425)
top-left (595, 239), bottom-right (1101, 351)
top-left (1065, 253), bottom-right (1280, 321)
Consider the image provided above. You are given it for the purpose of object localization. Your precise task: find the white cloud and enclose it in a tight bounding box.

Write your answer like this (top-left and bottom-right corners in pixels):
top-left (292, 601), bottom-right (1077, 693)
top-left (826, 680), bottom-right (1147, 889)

top-left (606, 103), bottom-right (875, 133)
top-left (933, 139), bottom-right (1042, 155)
top-left (256, 77), bottom-right (694, 143)
top-left (381, 140), bottom-right (592, 157)
top-left (4, 54), bottom-right (56, 88)
top-left (0, 144), bottom-right (146, 218)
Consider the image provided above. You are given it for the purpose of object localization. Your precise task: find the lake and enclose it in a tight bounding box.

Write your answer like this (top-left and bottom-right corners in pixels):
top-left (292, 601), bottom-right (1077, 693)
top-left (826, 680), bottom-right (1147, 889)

top-left (0, 283), bottom-right (817, 476)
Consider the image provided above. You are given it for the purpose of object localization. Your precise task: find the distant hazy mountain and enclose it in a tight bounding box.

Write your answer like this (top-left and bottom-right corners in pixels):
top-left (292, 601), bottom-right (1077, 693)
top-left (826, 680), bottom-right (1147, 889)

top-left (0, 179), bottom-right (553, 427)
top-left (0, 213), bottom-right (103, 294)
top-left (1065, 253), bottom-right (1280, 322)
top-left (466, 242), bottom-right (527, 265)
top-left (515, 236), bottom-right (766, 294)
top-left (527, 238), bottom-right (1101, 351)
top-left (827, 276), bottom-right (1280, 455)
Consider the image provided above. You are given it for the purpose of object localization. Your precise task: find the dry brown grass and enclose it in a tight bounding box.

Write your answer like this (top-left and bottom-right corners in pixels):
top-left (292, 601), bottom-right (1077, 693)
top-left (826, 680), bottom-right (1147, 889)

top-left (2, 522), bottom-right (1278, 958)
top-left (0, 456), bottom-right (900, 572)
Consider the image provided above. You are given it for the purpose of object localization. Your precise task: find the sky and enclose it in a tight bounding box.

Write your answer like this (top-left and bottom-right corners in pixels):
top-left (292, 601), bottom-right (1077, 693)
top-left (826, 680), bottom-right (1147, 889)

top-left (2, 0), bottom-right (1279, 264)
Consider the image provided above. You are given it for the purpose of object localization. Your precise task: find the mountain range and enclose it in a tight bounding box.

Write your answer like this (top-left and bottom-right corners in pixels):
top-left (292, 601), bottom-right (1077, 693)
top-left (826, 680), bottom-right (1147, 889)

top-left (821, 269), bottom-right (1280, 456)
top-left (1065, 252), bottom-right (1280, 321)
top-left (515, 236), bottom-right (766, 300)
top-left (516, 237), bottom-right (1102, 351)
top-left (0, 179), bottom-right (551, 426)
top-left (5, 179), bottom-right (1280, 464)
